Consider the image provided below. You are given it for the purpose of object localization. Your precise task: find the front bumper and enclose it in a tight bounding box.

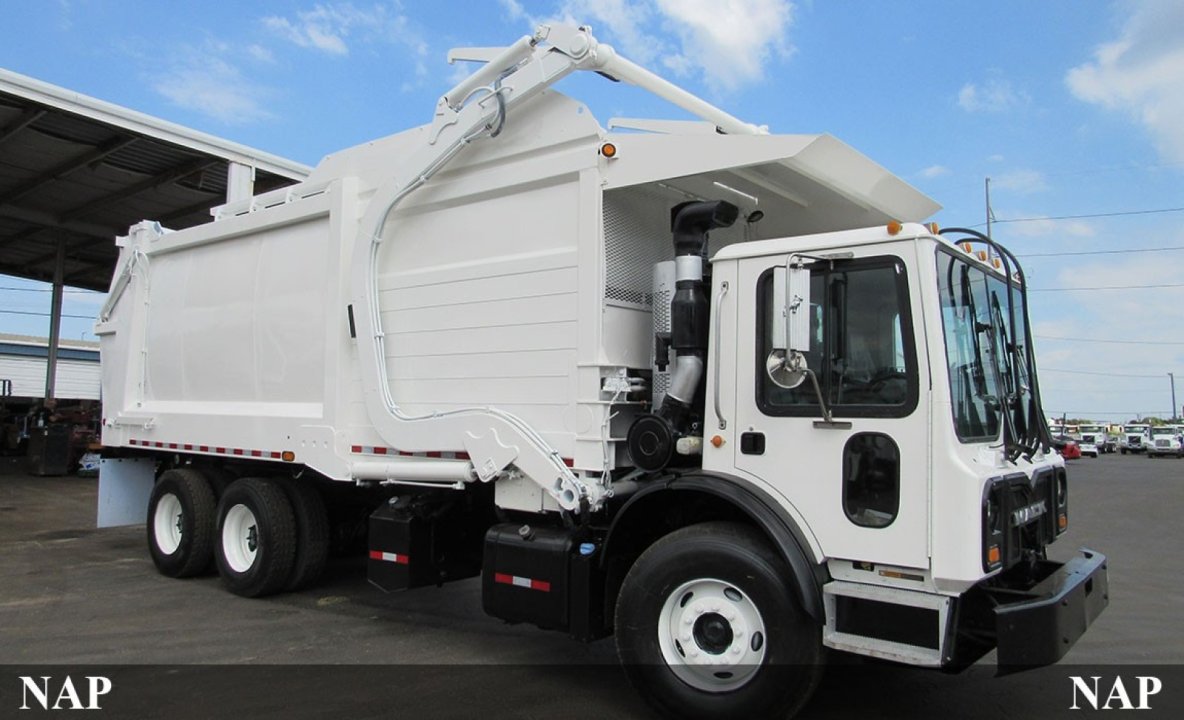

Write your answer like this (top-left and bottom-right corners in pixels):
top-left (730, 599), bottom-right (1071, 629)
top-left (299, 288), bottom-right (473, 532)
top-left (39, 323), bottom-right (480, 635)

top-left (992, 548), bottom-right (1108, 668)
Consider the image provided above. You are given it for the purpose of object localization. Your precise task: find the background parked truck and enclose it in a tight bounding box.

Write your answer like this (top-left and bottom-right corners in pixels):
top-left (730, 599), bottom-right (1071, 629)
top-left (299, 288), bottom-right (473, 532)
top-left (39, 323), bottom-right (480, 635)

top-left (95, 24), bottom-right (1108, 719)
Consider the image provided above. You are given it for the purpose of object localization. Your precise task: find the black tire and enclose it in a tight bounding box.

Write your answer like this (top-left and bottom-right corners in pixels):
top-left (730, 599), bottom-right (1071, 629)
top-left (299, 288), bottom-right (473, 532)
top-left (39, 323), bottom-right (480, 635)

top-left (280, 479), bottom-right (330, 592)
top-left (215, 477), bottom-right (297, 598)
top-left (147, 468), bottom-right (217, 578)
top-left (615, 521), bottom-right (823, 720)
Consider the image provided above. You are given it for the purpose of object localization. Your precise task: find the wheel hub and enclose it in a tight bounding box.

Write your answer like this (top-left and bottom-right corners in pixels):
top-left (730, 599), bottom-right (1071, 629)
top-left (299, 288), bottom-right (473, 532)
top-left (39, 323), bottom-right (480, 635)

top-left (657, 578), bottom-right (768, 692)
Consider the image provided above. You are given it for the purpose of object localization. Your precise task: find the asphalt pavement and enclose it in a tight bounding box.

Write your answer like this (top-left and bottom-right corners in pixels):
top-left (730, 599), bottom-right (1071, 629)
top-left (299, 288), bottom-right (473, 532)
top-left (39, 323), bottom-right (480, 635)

top-left (0, 452), bottom-right (1181, 718)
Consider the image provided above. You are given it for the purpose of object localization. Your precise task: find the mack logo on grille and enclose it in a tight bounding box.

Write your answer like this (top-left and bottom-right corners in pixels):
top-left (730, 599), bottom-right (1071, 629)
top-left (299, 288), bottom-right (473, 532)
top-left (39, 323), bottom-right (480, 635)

top-left (1012, 499), bottom-right (1047, 525)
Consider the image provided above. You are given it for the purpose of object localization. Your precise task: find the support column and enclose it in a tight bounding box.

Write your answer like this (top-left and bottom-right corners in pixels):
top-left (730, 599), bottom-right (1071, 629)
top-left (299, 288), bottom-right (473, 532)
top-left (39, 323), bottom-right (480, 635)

top-left (44, 237), bottom-right (66, 399)
top-left (226, 162), bottom-right (255, 203)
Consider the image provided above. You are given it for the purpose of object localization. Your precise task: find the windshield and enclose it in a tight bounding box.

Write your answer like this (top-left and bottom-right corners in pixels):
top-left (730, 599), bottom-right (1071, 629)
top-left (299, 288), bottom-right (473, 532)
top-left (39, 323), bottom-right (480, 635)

top-left (1151, 427), bottom-right (1176, 436)
top-left (1124, 425), bottom-right (1147, 433)
top-left (937, 249), bottom-right (1041, 452)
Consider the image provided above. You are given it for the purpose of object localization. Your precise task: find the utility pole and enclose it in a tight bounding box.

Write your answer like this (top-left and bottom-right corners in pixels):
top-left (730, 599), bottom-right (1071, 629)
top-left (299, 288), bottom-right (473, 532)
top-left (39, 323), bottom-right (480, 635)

top-left (985, 177), bottom-right (993, 238)
top-left (1171, 372), bottom-right (1178, 422)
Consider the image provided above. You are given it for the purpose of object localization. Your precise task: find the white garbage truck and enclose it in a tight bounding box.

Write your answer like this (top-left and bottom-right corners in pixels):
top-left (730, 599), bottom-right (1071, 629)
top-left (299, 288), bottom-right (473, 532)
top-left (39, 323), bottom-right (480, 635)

top-left (95, 24), bottom-right (1107, 719)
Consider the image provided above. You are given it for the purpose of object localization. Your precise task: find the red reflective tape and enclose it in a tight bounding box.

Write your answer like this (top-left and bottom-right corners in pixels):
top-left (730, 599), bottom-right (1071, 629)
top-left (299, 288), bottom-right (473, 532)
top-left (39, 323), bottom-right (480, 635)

top-left (562, 457), bottom-right (574, 467)
top-left (168, 443), bottom-right (178, 450)
top-left (250, 450), bottom-right (262, 458)
top-left (370, 550), bottom-right (409, 565)
top-left (455, 451), bottom-right (470, 460)
top-left (183, 444), bottom-right (194, 451)
top-left (426, 451), bottom-right (442, 458)
top-left (351, 445), bottom-right (363, 453)
top-left (232, 448), bottom-right (244, 456)
top-left (128, 439), bottom-right (138, 446)
top-left (399, 450), bottom-right (413, 457)
top-left (199, 445), bottom-right (209, 452)
top-left (270, 451), bottom-right (282, 459)
top-left (215, 447), bottom-right (226, 454)
top-left (493, 572), bottom-right (550, 592)
top-left (155, 442), bottom-right (164, 448)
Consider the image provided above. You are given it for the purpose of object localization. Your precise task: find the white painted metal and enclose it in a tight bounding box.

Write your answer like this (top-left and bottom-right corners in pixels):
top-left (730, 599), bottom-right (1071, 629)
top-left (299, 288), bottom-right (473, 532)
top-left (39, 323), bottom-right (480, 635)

top-left (657, 577), bottom-right (768, 692)
top-left (96, 23), bottom-right (940, 523)
top-left (221, 504), bottom-right (259, 574)
top-left (0, 68), bottom-right (310, 181)
top-left (96, 457), bottom-right (155, 528)
top-left (225, 162), bottom-right (255, 204)
top-left (152, 493), bottom-right (183, 555)
top-left (822, 580), bottom-right (951, 667)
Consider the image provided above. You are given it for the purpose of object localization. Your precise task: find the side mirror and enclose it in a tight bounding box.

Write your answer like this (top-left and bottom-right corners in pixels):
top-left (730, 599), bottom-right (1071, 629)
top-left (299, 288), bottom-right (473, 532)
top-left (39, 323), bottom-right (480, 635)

top-left (772, 261), bottom-right (811, 353)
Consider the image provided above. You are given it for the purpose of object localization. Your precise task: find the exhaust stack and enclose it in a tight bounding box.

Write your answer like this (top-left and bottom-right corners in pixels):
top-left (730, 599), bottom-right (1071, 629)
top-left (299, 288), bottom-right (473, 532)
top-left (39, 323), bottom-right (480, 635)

top-left (627, 200), bottom-right (738, 471)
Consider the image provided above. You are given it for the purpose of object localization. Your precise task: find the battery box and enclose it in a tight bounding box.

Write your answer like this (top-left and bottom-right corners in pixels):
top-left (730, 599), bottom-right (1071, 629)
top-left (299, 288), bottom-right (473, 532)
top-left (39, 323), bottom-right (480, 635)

top-left (368, 497), bottom-right (485, 592)
top-left (482, 523), bottom-right (607, 640)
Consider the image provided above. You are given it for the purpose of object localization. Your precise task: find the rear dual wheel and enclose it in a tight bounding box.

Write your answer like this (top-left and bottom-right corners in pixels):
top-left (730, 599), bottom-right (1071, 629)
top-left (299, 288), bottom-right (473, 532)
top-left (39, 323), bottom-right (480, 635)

top-left (147, 469), bottom-right (217, 578)
top-left (214, 477), bottom-right (330, 597)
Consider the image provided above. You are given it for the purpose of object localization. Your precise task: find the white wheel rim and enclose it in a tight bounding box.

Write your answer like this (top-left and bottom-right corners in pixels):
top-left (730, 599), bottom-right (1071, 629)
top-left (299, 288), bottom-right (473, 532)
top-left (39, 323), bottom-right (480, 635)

top-left (222, 504), bottom-right (259, 574)
top-left (153, 493), bottom-right (184, 555)
top-left (657, 577), bottom-right (768, 693)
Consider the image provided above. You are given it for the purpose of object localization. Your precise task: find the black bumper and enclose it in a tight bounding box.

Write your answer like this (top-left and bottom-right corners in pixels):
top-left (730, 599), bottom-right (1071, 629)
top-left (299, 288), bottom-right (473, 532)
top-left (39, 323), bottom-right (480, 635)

top-left (992, 548), bottom-right (1108, 668)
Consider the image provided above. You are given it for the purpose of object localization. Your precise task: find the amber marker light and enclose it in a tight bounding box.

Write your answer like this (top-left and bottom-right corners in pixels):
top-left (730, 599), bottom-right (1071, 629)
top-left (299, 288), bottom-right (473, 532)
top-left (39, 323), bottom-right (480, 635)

top-left (1059, 513), bottom-right (1068, 531)
top-left (281, 451), bottom-right (296, 462)
top-left (886, 220), bottom-right (903, 235)
top-left (926, 222), bottom-right (940, 234)
top-left (710, 435), bottom-right (725, 448)
top-left (987, 545), bottom-right (1001, 566)
top-left (600, 142), bottom-right (618, 158)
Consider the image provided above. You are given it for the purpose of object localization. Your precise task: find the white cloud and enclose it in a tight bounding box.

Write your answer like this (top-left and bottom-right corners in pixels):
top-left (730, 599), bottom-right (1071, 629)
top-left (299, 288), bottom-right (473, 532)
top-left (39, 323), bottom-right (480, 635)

top-left (247, 44), bottom-right (275, 64)
top-left (957, 78), bottom-right (1027, 112)
top-left (655, 0), bottom-right (794, 92)
top-left (992, 169), bottom-right (1048, 194)
top-left (920, 164), bottom-right (950, 179)
top-left (152, 52), bottom-right (274, 125)
top-left (1066, 1), bottom-right (1184, 162)
top-left (556, 0), bottom-right (794, 92)
top-left (263, 3), bottom-right (427, 58)
top-left (499, 0), bottom-right (529, 22)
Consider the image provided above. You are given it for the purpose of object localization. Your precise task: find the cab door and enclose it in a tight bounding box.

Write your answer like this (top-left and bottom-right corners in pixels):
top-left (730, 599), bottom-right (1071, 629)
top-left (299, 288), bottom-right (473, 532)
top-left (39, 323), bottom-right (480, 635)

top-left (728, 250), bottom-right (930, 569)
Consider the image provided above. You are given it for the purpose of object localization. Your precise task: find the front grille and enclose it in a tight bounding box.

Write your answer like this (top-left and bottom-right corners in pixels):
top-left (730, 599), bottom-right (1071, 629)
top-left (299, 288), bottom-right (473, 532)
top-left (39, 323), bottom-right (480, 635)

top-left (1156, 439), bottom-right (1170, 448)
top-left (986, 470), bottom-right (1059, 571)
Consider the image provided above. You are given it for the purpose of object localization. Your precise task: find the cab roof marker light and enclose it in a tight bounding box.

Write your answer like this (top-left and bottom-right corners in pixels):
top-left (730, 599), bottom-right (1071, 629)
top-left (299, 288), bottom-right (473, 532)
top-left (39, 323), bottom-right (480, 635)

top-left (887, 220), bottom-right (903, 235)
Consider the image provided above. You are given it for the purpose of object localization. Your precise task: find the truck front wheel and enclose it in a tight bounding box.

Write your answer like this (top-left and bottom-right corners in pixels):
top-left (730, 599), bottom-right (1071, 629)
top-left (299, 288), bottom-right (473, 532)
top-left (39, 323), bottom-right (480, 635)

top-left (215, 478), bottom-right (297, 597)
top-left (615, 521), bottom-right (822, 719)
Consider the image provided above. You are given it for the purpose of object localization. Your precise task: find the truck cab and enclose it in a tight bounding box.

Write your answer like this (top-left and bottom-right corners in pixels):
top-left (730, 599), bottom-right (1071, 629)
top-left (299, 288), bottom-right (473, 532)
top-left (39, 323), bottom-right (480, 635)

top-left (692, 222), bottom-right (1100, 669)
top-left (1121, 423), bottom-right (1150, 453)
top-left (1077, 424), bottom-right (1110, 456)
top-left (1146, 425), bottom-right (1184, 458)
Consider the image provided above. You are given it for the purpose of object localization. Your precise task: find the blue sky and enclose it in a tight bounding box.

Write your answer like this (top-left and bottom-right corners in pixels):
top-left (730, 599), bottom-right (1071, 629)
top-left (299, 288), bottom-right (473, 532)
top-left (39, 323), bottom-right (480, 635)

top-left (2, 0), bottom-right (1182, 421)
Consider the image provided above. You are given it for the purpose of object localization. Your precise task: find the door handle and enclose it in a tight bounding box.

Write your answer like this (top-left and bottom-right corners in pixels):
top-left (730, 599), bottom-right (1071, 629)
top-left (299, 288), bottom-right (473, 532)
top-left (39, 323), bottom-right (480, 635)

top-left (740, 431), bottom-right (765, 455)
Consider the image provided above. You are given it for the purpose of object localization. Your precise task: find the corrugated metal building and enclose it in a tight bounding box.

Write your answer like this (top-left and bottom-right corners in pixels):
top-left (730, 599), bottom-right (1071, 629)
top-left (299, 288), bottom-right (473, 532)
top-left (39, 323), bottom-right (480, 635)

top-left (0, 333), bottom-right (99, 400)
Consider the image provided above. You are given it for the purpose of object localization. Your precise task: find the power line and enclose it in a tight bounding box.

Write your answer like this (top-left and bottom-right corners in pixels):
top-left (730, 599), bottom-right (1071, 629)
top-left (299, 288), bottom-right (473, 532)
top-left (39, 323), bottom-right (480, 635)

top-left (1036, 334), bottom-right (1184, 346)
top-left (0, 309), bottom-right (95, 320)
top-left (0, 286), bottom-right (103, 294)
top-left (1041, 368), bottom-right (1167, 379)
top-left (1029, 283), bottom-right (1184, 292)
top-left (1017, 245), bottom-right (1184, 258)
top-left (969, 206), bottom-right (1184, 228)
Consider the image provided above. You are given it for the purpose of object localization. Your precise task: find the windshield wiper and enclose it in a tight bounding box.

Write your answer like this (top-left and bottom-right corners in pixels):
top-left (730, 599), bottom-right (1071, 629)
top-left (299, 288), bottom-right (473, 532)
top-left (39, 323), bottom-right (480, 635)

top-left (942, 228), bottom-right (1053, 459)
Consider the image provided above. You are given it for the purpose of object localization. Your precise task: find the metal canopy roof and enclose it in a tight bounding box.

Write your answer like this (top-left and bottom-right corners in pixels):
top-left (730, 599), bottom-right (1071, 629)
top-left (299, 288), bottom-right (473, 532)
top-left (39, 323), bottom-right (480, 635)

top-left (0, 68), bottom-right (311, 291)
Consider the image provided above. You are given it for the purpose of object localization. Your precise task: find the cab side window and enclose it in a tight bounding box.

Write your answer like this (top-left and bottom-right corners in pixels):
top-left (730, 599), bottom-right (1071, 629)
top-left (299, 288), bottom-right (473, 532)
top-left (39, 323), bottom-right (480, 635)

top-left (757, 257), bottom-right (918, 418)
